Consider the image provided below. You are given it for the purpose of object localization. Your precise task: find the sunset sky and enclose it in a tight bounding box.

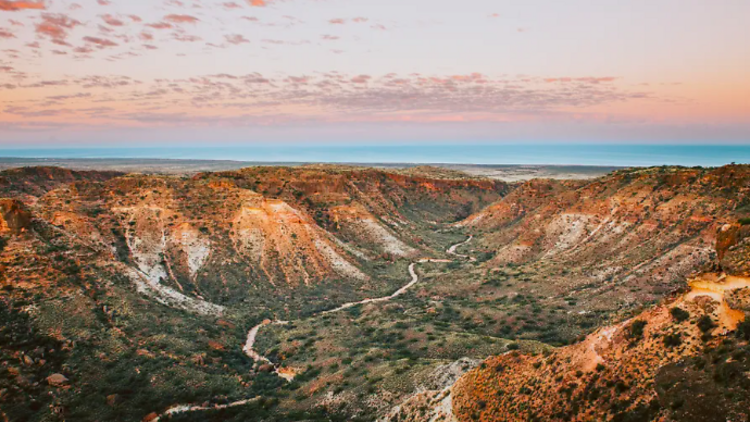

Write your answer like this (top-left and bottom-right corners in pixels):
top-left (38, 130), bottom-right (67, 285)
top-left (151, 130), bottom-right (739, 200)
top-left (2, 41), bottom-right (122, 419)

top-left (0, 0), bottom-right (748, 147)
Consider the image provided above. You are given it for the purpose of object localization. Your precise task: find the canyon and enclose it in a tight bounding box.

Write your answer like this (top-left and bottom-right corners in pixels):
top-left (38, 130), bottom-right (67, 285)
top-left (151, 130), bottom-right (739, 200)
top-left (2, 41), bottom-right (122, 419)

top-left (0, 164), bottom-right (748, 422)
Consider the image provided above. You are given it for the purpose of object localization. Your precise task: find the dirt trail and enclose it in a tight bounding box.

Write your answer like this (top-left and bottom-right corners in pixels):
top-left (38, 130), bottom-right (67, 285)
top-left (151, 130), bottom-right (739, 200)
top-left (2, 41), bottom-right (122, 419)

top-left (447, 235), bottom-right (474, 261)
top-left (321, 262), bottom-right (420, 314)
top-left (152, 398), bottom-right (260, 421)
top-left (153, 236), bottom-right (474, 419)
top-left (247, 237), bottom-right (475, 381)
top-left (242, 320), bottom-right (294, 381)
top-left (321, 236), bottom-right (473, 315)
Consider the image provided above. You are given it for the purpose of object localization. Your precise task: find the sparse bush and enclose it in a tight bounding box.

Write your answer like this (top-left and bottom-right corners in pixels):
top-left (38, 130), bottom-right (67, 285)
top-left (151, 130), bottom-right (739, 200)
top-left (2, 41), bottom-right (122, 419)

top-left (697, 315), bottom-right (716, 333)
top-left (736, 318), bottom-right (750, 341)
top-left (669, 307), bottom-right (690, 323)
top-left (663, 333), bottom-right (682, 348)
top-left (629, 320), bottom-right (647, 340)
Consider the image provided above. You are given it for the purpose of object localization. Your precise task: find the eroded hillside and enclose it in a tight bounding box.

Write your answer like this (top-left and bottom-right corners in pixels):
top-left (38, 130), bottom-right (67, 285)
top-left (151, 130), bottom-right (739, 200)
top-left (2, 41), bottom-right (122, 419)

top-left (0, 164), bottom-right (748, 422)
top-left (426, 165), bottom-right (750, 346)
top-left (450, 229), bottom-right (750, 422)
top-left (0, 165), bottom-right (506, 421)
top-left (22, 166), bottom-right (505, 310)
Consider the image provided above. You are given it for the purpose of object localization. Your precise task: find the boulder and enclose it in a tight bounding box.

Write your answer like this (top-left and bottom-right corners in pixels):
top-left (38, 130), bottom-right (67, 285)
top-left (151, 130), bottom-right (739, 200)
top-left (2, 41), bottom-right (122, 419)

top-left (142, 412), bottom-right (158, 422)
top-left (46, 373), bottom-right (69, 387)
top-left (258, 363), bottom-right (275, 373)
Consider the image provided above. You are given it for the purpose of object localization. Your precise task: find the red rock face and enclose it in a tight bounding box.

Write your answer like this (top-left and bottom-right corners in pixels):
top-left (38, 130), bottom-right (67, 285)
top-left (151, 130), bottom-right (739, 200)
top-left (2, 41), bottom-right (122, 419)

top-left (0, 166), bottom-right (121, 199)
top-left (0, 198), bottom-right (31, 235)
top-left (1, 165), bottom-right (504, 305)
top-left (1, 164), bottom-right (748, 422)
top-left (445, 166), bottom-right (750, 422)
top-left (451, 273), bottom-right (750, 422)
top-left (716, 222), bottom-right (750, 276)
top-left (453, 166), bottom-right (750, 304)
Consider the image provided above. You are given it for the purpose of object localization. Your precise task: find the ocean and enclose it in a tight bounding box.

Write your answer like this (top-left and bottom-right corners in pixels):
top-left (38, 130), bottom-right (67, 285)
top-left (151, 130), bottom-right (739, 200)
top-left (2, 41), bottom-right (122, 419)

top-left (1, 144), bottom-right (749, 167)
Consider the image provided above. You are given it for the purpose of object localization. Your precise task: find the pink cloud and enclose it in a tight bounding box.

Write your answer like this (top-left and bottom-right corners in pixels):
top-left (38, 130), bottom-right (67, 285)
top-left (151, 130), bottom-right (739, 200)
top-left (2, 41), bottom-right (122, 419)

top-left (101, 14), bottom-right (124, 26)
top-left (248, 0), bottom-right (267, 6)
top-left (173, 33), bottom-right (201, 42)
top-left (287, 75), bottom-right (308, 84)
top-left (225, 34), bottom-right (249, 44)
top-left (83, 36), bottom-right (118, 48)
top-left (351, 74), bottom-right (371, 84)
top-left (0, 1), bottom-right (45, 11)
top-left (164, 14), bottom-right (199, 24)
top-left (35, 13), bottom-right (81, 43)
top-left (0, 69), bottom-right (652, 131)
top-left (544, 77), bottom-right (617, 84)
top-left (73, 46), bottom-right (93, 54)
top-left (329, 17), bottom-right (370, 25)
top-left (146, 22), bottom-right (172, 30)
top-left (0, 28), bottom-right (14, 38)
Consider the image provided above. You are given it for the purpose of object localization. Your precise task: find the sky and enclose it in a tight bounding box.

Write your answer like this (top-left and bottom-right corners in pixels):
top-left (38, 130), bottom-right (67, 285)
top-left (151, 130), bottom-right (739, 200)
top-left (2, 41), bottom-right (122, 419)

top-left (0, 0), bottom-right (748, 147)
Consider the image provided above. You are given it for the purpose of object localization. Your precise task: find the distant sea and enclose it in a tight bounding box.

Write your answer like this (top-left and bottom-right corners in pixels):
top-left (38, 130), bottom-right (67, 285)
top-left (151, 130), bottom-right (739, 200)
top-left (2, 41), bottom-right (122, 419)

top-left (1, 144), bottom-right (749, 167)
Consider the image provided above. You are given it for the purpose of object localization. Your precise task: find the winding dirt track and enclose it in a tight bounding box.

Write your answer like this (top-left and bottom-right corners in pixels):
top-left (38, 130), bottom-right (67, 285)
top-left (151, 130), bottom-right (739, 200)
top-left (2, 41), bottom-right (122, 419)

top-left (152, 236), bottom-right (473, 420)
top-left (153, 398), bottom-right (260, 422)
top-left (321, 262), bottom-right (420, 315)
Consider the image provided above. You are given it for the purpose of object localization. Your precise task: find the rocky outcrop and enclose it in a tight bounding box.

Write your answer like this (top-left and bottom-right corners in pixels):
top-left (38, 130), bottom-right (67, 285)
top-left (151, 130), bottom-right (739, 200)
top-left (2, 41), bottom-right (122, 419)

top-left (0, 166), bottom-right (122, 198)
top-left (0, 199), bottom-right (31, 235)
top-left (380, 358), bottom-right (479, 422)
top-left (454, 166), bottom-right (750, 312)
top-left (451, 272), bottom-right (749, 421)
top-left (716, 222), bottom-right (750, 276)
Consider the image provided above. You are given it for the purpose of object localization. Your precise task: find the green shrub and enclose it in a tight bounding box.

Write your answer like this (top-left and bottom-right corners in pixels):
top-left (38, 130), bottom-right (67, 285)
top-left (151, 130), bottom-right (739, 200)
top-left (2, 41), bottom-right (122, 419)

top-left (736, 318), bottom-right (750, 341)
top-left (663, 333), bottom-right (682, 348)
top-left (697, 315), bottom-right (716, 333)
top-left (628, 320), bottom-right (647, 340)
top-left (669, 307), bottom-right (690, 323)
